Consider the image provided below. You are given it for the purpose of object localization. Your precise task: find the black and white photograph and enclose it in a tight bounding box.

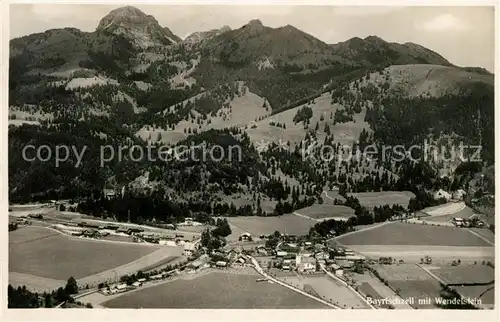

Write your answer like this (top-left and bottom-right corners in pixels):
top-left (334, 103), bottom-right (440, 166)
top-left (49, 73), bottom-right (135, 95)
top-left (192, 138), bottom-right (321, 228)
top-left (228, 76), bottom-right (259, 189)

top-left (5, 2), bottom-right (496, 313)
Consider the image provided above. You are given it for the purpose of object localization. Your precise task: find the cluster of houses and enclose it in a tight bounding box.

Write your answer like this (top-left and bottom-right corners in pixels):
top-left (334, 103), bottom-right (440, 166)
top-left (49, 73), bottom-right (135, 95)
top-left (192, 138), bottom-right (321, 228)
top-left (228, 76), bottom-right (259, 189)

top-left (51, 221), bottom-right (196, 246)
top-left (258, 237), bottom-right (367, 277)
top-left (433, 189), bottom-right (467, 201)
top-left (177, 217), bottom-right (204, 227)
top-left (100, 279), bottom-right (147, 296)
top-left (183, 247), bottom-right (253, 273)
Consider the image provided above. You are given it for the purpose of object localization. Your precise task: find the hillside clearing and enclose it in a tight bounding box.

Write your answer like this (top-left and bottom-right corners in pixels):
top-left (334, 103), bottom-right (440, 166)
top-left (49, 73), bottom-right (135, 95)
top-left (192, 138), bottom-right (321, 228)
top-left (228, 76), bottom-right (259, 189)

top-left (227, 214), bottom-right (317, 236)
top-left (359, 64), bottom-right (493, 98)
top-left (295, 204), bottom-right (355, 221)
top-left (347, 191), bottom-right (415, 209)
top-left (246, 92), bottom-right (370, 147)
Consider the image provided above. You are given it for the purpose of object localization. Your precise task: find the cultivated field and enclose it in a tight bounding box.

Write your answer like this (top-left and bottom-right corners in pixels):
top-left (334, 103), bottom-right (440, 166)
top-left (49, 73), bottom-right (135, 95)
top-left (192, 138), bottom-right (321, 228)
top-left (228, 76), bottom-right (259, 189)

top-left (337, 222), bottom-right (492, 247)
top-left (346, 245), bottom-right (494, 263)
top-left (349, 271), bottom-right (413, 309)
top-left (9, 227), bottom-right (183, 289)
top-left (422, 206), bottom-right (474, 223)
top-left (418, 202), bottom-right (465, 217)
top-left (275, 273), bottom-right (368, 309)
top-left (295, 204), bottom-right (355, 221)
top-left (103, 271), bottom-right (329, 308)
top-left (347, 191), bottom-right (415, 209)
top-left (428, 265), bottom-right (495, 285)
top-left (9, 226), bottom-right (59, 244)
top-left (227, 214), bottom-right (317, 236)
top-left (469, 228), bottom-right (495, 244)
top-left (372, 264), bottom-right (442, 309)
top-left (305, 276), bottom-right (370, 309)
top-left (357, 282), bottom-right (392, 309)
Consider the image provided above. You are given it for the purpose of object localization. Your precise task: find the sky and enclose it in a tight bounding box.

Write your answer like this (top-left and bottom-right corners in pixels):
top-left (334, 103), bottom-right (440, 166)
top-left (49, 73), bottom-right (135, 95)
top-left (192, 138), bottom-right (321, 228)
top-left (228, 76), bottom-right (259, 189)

top-left (9, 4), bottom-right (495, 71)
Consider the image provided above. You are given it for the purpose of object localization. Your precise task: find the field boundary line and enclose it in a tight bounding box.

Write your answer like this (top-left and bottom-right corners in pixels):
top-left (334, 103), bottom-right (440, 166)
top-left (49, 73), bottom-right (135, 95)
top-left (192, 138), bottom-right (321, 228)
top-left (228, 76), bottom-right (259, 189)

top-left (322, 191), bottom-right (338, 201)
top-left (78, 247), bottom-right (184, 286)
top-left (466, 229), bottom-right (494, 246)
top-left (249, 256), bottom-right (340, 309)
top-left (9, 232), bottom-right (59, 245)
top-left (292, 211), bottom-right (318, 222)
top-left (319, 263), bottom-right (375, 309)
top-left (336, 221), bottom-right (394, 240)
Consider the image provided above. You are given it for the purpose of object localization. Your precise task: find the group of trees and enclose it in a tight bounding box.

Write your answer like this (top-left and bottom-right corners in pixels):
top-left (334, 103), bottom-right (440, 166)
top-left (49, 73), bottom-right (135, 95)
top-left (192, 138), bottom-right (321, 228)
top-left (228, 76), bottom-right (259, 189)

top-left (8, 277), bottom-right (80, 308)
top-left (309, 218), bottom-right (356, 237)
top-left (200, 219), bottom-right (232, 252)
top-left (293, 106), bottom-right (313, 125)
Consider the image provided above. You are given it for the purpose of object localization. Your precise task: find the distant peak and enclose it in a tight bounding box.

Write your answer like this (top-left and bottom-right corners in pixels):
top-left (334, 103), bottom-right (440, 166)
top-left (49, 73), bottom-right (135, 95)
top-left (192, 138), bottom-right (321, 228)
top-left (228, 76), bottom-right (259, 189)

top-left (282, 24), bottom-right (297, 30)
top-left (108, 6), bottom-right (147, 18)
top-left (248, 19), bottom-right (263, 26)
top-left (364, 35), bottom-right (386, 43)
top-left (219, 25), bottom-right (231, 32)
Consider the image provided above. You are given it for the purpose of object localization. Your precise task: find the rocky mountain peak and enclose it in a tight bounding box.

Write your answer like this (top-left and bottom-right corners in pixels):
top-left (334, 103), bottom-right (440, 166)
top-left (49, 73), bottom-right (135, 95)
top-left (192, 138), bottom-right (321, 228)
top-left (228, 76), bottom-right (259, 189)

top-left (248, 19), bottom-right (263, 26)
top-left (96, 6), bottom-right (151, 30)
top-left (219, 25), bottom-right (232, 33)
top-left (96, 6), bottom-right (180, 48)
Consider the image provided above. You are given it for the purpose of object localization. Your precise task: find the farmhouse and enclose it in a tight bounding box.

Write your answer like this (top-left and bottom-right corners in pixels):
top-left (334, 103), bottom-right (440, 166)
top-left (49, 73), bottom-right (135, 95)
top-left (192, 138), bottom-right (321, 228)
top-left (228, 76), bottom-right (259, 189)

top-left (433, 189), bottom-right (452, 201)
top-left (116, 284), bottom-right (128, 292)
top-left (276, 251), bottom-right (288, 257)
top-left (215, 261), bottom-right (228, 268)
top-left (453, 189), bottom-right (467, 200)
top-left (344, 249), bottom-right (355, 256)
top-left (103, 189), bottom-right (116, 199)
top-left (150, 274), bottom-right (163, 280)
top-left (239, 232), bottom-right (253, 241)
top-left (335, 259), bottom-right (353, 269)
top-left (128, 227), bottom-right (144, 234)
top-left (256, 245), bottom-right (268, 255)
top-left (189, 260), bottom-right (205, 270)
top-left (183, 243), bottom-right (196, 257)
top-left (116, 227), bottom-right (129, 234)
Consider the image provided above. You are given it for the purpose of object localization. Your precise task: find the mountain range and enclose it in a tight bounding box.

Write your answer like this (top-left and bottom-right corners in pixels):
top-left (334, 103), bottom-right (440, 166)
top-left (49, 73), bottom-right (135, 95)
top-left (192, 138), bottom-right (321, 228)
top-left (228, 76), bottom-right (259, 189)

top-left (8, 6), bottom-right (494, 211)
